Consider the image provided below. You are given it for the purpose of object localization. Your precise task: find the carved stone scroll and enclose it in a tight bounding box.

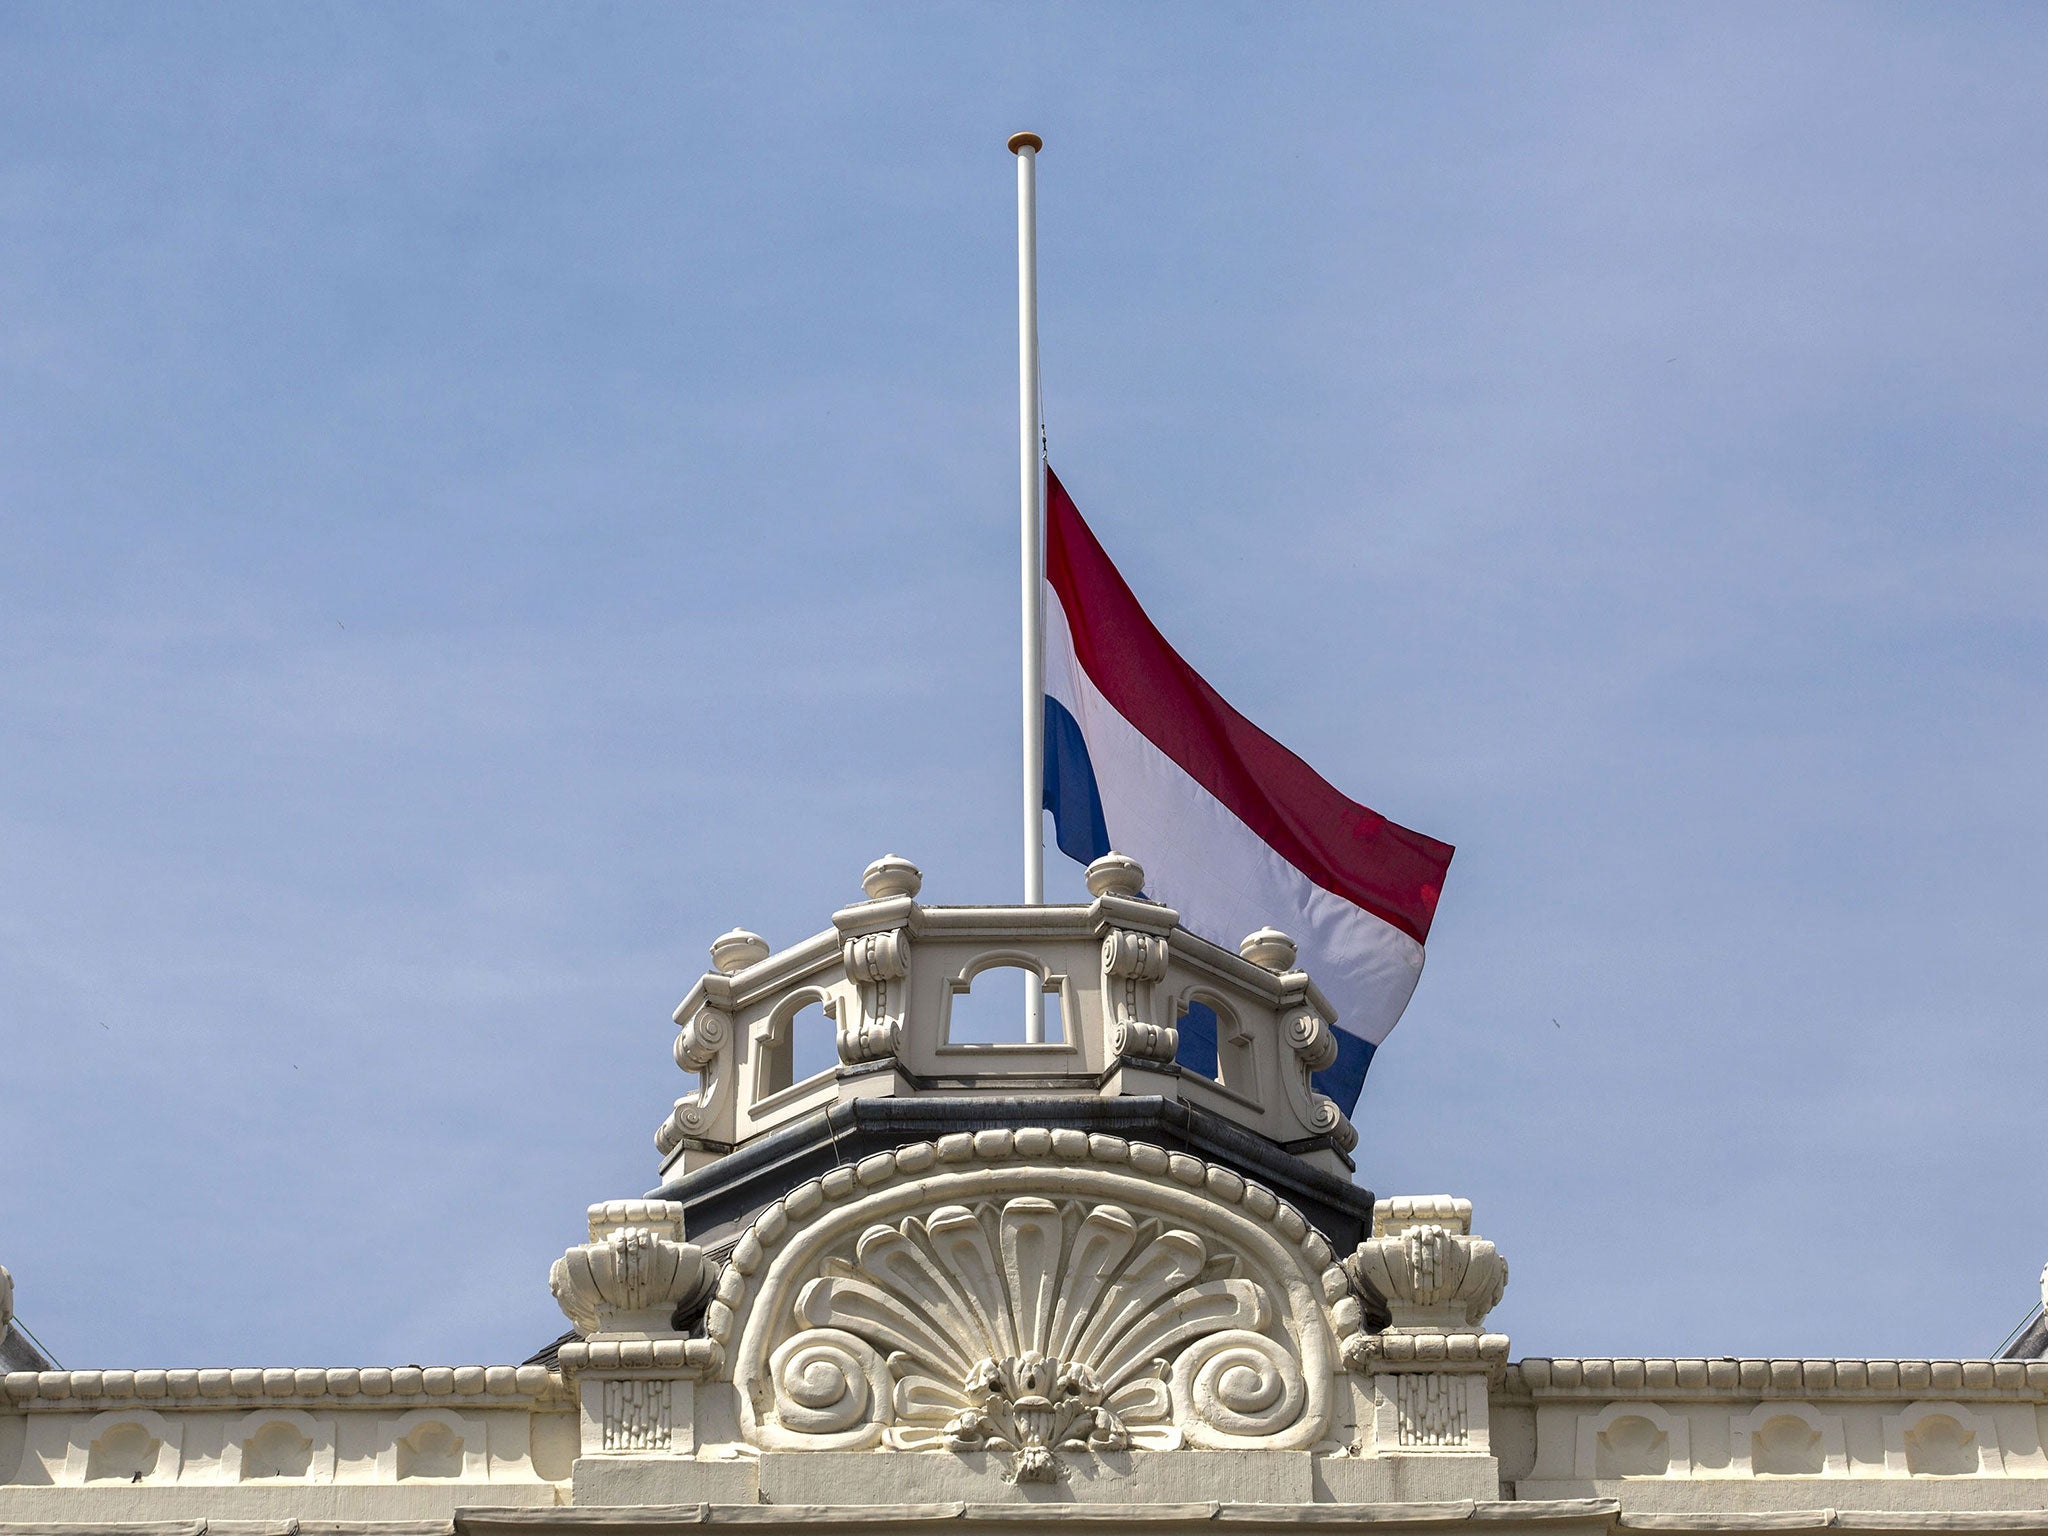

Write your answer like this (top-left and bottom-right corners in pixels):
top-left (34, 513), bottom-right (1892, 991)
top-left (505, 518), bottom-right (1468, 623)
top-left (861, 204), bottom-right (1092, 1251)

top-left (1279, 1005), bottom-right (1358, 1154)
top-left (657, 1004), bottom-right (732, 1155)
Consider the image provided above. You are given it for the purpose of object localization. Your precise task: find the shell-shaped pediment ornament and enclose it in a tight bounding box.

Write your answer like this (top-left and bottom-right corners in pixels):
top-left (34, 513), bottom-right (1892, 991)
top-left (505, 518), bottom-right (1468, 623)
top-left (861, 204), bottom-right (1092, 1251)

top-left (773, 1196), bottom-right (1306, 1481)
top-left (722, 1137), bottom-right (1351, 1483)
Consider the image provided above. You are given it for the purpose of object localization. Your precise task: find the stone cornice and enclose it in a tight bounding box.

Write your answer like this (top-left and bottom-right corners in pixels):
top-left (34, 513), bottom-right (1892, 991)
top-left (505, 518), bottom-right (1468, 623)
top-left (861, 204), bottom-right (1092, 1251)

top-left (17, 1507), bottom-right (2048, 1536)
top-left (454, 1499), bottom-right (1625, 1533)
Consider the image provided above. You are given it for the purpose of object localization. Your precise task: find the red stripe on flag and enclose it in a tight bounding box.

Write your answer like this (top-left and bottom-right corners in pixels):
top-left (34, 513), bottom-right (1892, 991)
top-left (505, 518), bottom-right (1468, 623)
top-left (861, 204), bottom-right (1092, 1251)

top-left (1045, 467), bottom-right (1452, 945)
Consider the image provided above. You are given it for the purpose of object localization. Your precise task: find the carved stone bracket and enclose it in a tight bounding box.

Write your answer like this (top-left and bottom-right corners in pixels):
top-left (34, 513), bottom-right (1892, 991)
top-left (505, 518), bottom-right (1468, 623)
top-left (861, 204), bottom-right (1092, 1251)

top-left (830, 855), bottom-right (922, 1067)
top-left (1278, 1003), bottom-right (1359, 1155)
top-left (840, 928), bottom-right (910, 1064)
top-left (1102, 927), bottom-right (1173, 1064)
top-left (657, 1004), bottom-right (733, 1156)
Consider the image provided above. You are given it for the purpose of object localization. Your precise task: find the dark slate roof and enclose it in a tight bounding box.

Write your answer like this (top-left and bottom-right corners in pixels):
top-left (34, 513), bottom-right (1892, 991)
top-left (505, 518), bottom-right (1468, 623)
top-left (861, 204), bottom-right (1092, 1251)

top-left (2000, 1308), bottom-right (2047, 1360)
top-left (0, 1320), bottom-right (56, 1373)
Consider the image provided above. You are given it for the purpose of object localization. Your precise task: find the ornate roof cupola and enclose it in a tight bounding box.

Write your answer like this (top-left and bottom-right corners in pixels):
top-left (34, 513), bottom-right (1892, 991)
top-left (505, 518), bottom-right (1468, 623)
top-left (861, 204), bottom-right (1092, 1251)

top-left (648, 853), bottom-right (1372, 1254)
top-left (548, 855), bottom-right (1514, 1504)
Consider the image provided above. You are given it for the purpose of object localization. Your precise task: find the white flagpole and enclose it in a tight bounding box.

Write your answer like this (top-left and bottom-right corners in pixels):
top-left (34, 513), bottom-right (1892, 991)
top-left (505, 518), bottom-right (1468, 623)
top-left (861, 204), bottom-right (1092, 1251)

top-left (1010, 130), bottom-right (1046, 1044)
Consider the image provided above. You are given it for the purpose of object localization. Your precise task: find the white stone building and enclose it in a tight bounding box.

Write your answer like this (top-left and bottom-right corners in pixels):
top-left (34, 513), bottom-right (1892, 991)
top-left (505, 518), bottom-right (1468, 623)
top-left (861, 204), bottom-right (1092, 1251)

top-left (5, 854), bottom-right (2045, 1536)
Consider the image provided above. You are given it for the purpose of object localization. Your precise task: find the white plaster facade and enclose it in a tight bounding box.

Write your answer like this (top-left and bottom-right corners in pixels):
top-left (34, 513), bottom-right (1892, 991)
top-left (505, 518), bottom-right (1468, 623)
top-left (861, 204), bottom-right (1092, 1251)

top-left (6, 855), bottom-right (2045, 1536)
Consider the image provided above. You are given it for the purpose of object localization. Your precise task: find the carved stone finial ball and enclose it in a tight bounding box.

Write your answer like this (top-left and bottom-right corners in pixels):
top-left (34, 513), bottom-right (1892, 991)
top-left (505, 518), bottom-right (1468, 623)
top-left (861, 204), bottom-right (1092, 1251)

top-left (1239, 927), bottom-right (1298, 971)
top-left (1084, 852), bottom-right (1146, 899)
top-left (860, 854), bottom-right (923, 902)
top-left (709, 928), bottom-right (771, 976)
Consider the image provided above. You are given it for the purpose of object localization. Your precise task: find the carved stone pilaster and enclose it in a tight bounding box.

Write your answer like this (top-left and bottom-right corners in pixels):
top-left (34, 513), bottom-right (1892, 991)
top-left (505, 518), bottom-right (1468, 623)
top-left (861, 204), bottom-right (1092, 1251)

top-left (554, 1202), bottom-right (723, 1461)
top-left (557, 1337), bottom-right (721, 1459)
top-left (1342, 1196), bottom-right (1510, 1460)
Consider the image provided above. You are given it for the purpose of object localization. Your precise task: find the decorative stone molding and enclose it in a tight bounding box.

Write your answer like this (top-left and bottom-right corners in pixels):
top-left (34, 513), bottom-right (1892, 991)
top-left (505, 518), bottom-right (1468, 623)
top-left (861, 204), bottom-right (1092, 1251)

top-left (1233, 922), bottom-right (1362, 1160)
top-left (1882, 1401), bottom-right (2006, 1476)
top-left (1347, 1196), bottom-right (1508, 1334)
top-left (1574, 1401), bottom-right (1692, 1479)
top-left (550, 1201), bottom-right (715, 1339)
top-left (835, 859), bottom-right (923, 1069)
top-left (1729, 1400), bottom-right (1849, 1478)
top-left (63, 1408), bottom-right (185, 1485)
top-left (553, 1337), bottom-right (718, 1376)
top-left (715, 1130), bottom-right (1358, 1481)
top-left (1273, 985), bottom-right (1358, 1155)
top-left (1347, 1330), bottom-right (1513, 1375)
top-left (0, 1263), bottom-right (12, 1334)
top-left (373, 1407), bottom-right (489, 1482)
top-left (217, 1407), bottom-right (338, 1483)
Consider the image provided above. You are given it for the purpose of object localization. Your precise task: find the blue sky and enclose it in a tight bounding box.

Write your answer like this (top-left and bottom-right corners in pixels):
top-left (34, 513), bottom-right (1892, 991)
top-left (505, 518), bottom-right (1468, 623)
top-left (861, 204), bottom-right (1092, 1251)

top-left (3, 3), bottom-right (2044, 1369)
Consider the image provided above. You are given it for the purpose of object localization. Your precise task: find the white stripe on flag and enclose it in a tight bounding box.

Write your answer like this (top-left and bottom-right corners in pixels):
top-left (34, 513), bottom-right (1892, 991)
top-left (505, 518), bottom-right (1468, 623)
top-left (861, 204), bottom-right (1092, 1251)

top-left (1045, 583), bottom-right (1424, 1048)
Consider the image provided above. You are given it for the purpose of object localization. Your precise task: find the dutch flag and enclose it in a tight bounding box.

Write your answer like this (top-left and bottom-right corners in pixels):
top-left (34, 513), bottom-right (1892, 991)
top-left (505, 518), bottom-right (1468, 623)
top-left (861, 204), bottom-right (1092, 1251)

top-left (1041, 468), bottom-right (1454, 1116)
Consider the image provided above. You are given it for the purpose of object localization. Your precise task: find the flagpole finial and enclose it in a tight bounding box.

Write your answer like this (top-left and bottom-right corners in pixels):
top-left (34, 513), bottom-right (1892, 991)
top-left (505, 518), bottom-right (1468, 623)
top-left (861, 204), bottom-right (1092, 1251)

top-left (1007, 131), bottom-right (1043, 155)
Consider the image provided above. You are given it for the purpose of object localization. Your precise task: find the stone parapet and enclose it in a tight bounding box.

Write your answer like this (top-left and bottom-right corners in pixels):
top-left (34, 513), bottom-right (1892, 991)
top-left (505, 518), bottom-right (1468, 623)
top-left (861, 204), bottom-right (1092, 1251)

top-left (1494, 1356), bottom-right (2048, 1502)
top-left (1505, 1361), bottom-right (2048, 1401)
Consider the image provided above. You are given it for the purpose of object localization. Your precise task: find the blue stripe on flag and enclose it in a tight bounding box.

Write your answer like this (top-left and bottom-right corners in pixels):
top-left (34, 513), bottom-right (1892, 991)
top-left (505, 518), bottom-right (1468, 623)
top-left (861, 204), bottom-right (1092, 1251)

top-left (1044, 692), bottom-right (1375, 1122)
top-left (1313, 1031), bottom-right (1376, 1115)
top-left (1175, 999), bottom-right (1219, 1079)
top-left (1043, 696), bottom-right (1111, 865)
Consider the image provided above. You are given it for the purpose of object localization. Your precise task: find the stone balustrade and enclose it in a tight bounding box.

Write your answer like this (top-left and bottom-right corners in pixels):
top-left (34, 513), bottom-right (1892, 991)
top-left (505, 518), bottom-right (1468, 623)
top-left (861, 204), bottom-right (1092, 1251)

top-left (655, 854), bottom-right (1358, 1181)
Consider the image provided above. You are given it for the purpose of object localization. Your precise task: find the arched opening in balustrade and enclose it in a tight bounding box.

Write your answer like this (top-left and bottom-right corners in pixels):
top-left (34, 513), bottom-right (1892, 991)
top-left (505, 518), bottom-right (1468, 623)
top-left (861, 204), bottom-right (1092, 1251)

top-left (942, 955), bottom-right (1065, 1046)
top-left (752, 991), bottom-right (840, 1102)
top-left (1175, 992), bottom-right (1258, 1099)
